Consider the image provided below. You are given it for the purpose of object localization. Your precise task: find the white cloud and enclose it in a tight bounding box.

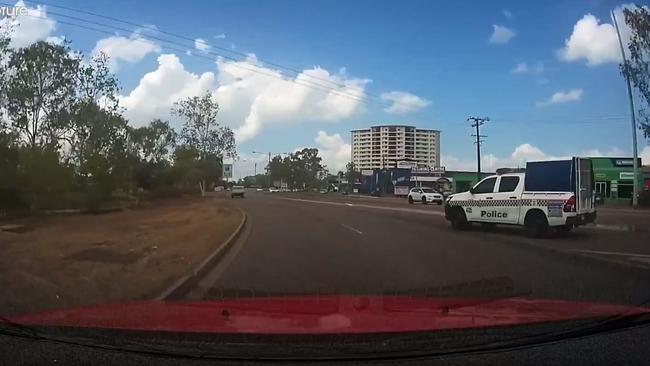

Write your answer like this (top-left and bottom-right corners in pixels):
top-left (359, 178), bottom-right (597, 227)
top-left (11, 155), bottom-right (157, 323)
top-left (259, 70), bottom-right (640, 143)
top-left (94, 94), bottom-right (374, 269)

top-left (314, 131), bottom-right (351, 172)
top-left (443, 144), bottom-right (629, 172)
top-left (194, 38), bottom-right (210, 51)
top-left (1, 1), bottom-right (56, 48)
top-left (119, 54), bottom-right (216, 125)
top-left (92, 32), bottom-right (160, 70)
top-left (558, 14), bottom-right (620, 66)
top-left (641, 146), bottom-right (650, 166)
top-left (489, 24), bottom-right (516, 44)
top-left (582, 147), bottom-right (625, 157)
top-left (215, 33), bottom-right (226, 40)
top-left (215, 54), bottom-right (369, 142)
top-left (440, 155), bottom-right (476, 171)
top-left (45, 35), bottom-right (64, 45)
top-left (119, 53), bottom-right (368, 139)
top-left (380, 91), bottom-right (431, 114)
top-left (511, 62), bottom-right (528, 74)
top-left (503, 9), bottom-right (513, 19)
top-left (558, 5), bottom-right (647, 66)
top-left (512, 61), bottom-right (544, 75)
top-left (536, 89), bottom-right (583, 107)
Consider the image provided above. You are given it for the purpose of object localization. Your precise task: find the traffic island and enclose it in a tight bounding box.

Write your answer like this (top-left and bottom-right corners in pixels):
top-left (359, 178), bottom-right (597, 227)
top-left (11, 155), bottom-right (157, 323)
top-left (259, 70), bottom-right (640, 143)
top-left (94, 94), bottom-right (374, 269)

top-left (0, 195), bottom-right (244, 316)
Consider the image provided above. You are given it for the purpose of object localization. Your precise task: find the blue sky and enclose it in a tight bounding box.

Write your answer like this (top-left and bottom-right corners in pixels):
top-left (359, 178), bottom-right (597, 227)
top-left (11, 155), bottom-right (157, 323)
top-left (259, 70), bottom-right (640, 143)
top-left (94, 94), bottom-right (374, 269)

top-left (5, 0), bottom-right (649, 175)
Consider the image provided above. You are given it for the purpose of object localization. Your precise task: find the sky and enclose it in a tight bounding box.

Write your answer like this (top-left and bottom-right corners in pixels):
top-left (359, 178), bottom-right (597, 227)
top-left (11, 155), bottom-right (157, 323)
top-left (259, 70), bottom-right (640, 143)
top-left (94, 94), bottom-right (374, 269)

top-left (3, 0), bottom-right (650, 179)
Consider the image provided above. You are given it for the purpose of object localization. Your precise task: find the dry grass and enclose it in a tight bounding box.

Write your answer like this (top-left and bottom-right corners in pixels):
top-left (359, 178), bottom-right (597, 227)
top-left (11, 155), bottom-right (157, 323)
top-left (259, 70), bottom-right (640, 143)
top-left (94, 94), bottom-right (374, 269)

top-left (0, 193), bottom-right (241, 315)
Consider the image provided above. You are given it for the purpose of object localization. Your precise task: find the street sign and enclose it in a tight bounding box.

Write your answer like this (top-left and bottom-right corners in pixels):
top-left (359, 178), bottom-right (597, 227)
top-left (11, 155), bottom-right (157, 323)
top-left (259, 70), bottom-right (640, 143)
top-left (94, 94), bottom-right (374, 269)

top-left (394, 186), bottom-right (409, 196)
top-left (619, 172), bottom-right (635, 180)
top-left (222, 164), bottom-right (233, 179)
top-left (396, 160), bottom-right (418, 169)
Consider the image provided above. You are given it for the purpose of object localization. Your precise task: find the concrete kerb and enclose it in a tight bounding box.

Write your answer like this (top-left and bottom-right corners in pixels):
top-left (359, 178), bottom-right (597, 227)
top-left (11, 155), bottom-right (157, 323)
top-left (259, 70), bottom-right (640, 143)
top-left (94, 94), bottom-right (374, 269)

top-left (155, 207), bottom-right (248, 301)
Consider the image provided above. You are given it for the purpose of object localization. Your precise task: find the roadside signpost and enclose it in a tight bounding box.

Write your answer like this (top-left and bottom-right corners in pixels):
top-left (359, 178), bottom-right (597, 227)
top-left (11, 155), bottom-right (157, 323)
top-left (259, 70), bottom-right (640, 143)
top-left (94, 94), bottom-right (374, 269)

top-left (223, 163), bottom-right (233, 186)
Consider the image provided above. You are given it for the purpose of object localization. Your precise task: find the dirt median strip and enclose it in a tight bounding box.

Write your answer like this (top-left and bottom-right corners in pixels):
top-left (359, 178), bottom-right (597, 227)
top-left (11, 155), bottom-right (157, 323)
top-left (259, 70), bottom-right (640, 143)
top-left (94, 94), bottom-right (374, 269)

top-left (155, 208), bottom-right (247, 301)
top-left (0, 195), bottom-right (243, 316)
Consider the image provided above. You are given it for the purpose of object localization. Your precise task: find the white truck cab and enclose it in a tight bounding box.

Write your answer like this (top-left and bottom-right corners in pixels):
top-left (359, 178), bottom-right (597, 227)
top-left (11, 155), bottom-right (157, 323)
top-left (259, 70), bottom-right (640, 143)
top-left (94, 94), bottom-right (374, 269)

top-left (445, 158), bottom-right (597, 237)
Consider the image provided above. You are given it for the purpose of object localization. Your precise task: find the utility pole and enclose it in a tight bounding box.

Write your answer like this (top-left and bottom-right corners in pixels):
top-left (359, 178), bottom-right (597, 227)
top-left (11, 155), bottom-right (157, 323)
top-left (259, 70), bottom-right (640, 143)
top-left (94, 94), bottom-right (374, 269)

top-left (612, 10), bottom-right (639, 208)
top-left (467, 116), bottom-right (489, 181)
top-left (252, 151), bottom-right (292, 189)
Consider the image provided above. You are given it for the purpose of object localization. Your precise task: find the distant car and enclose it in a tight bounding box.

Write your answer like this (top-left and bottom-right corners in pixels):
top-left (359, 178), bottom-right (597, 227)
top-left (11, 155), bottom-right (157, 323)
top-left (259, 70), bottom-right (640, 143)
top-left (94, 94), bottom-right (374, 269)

top-left (256, 188), bottom-right (264, 192)
top-left (408, 187), bottom-right (443, 205)
top-left (269, 188), bottom-right (281, 193)
top-left (231, 186), bottom-right (245, 198)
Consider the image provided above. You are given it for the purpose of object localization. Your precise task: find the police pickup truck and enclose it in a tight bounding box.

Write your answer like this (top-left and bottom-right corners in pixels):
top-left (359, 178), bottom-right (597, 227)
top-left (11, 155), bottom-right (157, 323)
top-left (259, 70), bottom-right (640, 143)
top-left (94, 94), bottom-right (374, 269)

top-left (444, 158), bottom-right (596, 237)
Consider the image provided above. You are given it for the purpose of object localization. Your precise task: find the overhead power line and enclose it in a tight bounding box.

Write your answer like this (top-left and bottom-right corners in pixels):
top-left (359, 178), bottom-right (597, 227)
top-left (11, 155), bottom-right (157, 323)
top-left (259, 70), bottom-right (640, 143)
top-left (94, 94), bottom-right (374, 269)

top-left (493, 114), bottom-right (631, 122)
top-left (22, 0), bottom-right (357, 92)
top-left (13, 0), bottom-right (397, 109)
top-left (9, 11), bottom-right (387, 109)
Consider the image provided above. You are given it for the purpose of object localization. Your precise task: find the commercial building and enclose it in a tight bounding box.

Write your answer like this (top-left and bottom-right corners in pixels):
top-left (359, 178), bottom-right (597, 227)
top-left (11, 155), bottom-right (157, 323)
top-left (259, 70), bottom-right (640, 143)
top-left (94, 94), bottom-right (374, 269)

top-left (590, 157), bottom-right (643, 200)
top-left (351, 125), bottom-right (440, 170)
top-left (356, 154), bottom-right (646, 200)
top-left (357, 160), bottom-right (492, 196)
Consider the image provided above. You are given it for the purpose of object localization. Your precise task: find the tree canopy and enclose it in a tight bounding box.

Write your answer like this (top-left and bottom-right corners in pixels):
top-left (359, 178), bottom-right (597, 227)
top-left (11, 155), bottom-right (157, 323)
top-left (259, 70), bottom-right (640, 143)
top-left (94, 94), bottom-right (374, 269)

top-left (265, 148), bottom-right (328, 190)
top-left (621, 6), bottom-right (650, 138)
top-left (0, 33), bottom-right (238, 212)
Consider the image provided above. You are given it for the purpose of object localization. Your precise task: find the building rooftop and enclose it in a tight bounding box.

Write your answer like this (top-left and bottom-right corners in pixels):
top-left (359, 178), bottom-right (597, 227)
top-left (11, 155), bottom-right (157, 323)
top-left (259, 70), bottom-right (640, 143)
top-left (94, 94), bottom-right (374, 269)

top-left (350, 125), bottom-right (440, 132)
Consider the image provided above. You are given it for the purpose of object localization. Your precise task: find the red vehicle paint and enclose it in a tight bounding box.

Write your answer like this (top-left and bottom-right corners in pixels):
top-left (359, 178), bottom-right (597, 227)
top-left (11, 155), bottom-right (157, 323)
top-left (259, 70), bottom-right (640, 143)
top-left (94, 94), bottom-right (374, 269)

top-left (4, 296), bottom-right (649, 334)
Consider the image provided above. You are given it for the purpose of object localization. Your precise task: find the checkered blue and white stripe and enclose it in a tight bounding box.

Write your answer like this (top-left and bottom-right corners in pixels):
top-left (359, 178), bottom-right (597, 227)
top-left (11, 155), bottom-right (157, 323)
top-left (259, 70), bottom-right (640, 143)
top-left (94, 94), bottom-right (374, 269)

top-left (447, 199), bottom-right (566, 208)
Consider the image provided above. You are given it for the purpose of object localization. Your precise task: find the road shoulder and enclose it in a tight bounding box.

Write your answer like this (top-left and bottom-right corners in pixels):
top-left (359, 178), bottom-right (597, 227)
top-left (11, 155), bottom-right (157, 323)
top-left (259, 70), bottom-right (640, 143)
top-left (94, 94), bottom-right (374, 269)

top-left (0, 195), bottom-right (244, 316)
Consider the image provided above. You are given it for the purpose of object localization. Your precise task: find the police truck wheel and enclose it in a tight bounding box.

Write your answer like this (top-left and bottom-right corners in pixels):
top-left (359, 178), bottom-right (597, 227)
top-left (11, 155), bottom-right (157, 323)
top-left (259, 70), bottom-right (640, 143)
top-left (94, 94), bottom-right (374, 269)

top-left (421, 197), bottom-right (427, 205)
top-left (524, 212), bottom-right (549, 238)
top-left (450, 208), bottom-right (469, 230)
top-left (408, 196), bottom-right (414, 204)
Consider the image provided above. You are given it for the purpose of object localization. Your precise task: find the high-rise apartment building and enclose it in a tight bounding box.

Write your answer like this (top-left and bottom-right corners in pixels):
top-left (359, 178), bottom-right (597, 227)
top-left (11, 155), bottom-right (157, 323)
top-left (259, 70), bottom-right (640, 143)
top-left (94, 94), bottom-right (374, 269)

top-left (351, 125), bottom-right (440, 170)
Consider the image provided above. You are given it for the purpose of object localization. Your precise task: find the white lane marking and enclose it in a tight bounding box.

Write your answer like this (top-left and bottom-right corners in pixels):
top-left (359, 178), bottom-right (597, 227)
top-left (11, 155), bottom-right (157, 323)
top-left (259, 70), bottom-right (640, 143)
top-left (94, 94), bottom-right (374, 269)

top-left (585, 224), bottom-right (631, 232)
top-left (283, 197), bottom-right (445, 216)
top-left (568, 249), bottom-right (650, 259)
top-left (341, 224), bottom-right (363, 235)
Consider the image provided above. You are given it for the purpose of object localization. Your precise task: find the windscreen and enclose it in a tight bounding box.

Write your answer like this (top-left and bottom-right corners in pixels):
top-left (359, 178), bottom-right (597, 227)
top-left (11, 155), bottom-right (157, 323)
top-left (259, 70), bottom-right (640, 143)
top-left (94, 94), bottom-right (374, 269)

top-left (1, 1), bottom-right (648, 361)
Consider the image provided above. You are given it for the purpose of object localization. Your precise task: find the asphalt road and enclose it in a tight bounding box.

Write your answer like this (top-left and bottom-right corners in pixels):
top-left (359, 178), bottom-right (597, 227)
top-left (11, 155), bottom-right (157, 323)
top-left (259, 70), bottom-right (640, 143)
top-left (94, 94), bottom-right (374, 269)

top-left (194, 191), bottom-right (650, 307)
